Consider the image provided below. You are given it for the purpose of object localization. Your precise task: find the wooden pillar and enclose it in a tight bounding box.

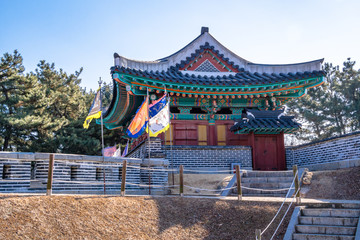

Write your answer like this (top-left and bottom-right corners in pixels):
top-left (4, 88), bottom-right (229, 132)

top-left (179, 165), bottom-right (184, 196)
top-left (46, 154), bottom-right (55, 196)
top-left (120, 160), bottom-right (127, 196)
top-left (293, 165), bottom-right (301, 204)
top-left (278, 132), bottom-right (286, 170)
top-left (249, 131), bottom-right (256, 170)
top-left (255, 229), bottom-right (261, 240)
top-left (235, 165), bottom-right (242, 200)
top-left (208, 123), bottom-right (216, 145)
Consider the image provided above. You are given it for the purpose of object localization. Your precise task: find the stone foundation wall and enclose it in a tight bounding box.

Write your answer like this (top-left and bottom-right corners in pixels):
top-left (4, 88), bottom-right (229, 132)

top-left (0, 152), bottom-right (156, 194)
top-left (164, 145), bottom-right (252, 170)
top-left (286, 131), bottom-right (360, 170)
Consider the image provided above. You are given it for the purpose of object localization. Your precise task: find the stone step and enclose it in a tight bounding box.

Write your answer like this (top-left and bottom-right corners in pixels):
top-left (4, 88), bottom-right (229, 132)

top-left (293, 233), bottom-right (355, 240)
top-left (244, 170), bottom-right (293, 177)
top-left (241, 176), bottom-right (294, 183)
top-left (299, 216), bottom-right (358, 227)
top-left (296, 224), bottom-right (356, 235)
top-left (302, 208), bottom-right (360, 218)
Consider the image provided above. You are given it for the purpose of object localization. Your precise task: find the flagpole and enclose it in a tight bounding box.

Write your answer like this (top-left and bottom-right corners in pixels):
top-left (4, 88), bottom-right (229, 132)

top-left (99, 77), bottom-right (106, 195)
top-left (147, 88), bottom-right (151, 195)
top-left (168, 92), bottom-right (174, 186)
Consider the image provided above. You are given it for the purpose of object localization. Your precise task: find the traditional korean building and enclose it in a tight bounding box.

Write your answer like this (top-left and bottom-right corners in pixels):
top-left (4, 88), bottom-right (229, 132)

top-left (102, 27), bottom-right (324, 171)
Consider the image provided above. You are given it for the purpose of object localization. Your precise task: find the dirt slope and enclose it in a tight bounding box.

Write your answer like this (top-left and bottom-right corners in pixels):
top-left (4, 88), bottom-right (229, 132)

top-left (303, 166), bottom-right (360, 200)
top-left (0, 195), bottom-right (292, 240)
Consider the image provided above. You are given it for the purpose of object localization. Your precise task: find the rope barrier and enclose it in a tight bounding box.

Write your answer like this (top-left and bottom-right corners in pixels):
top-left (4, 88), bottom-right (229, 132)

top-left (241, 186), bottom-right (294, 192)
top-left (0, 179), bottom-right (38, 182)
top-left (54, 160), bottom-right (123, 168)
top-left (124, 182), bottom-right (179, 188)
top-left (260, 171), bottom-right (298, 236)
top-left (183, 169), bottom-right (236, 173)
top-left (269, 188), bottom-right (300, 240)
top-left (53, 180), bottom-right (121, 185)
top-left (184, 185), bottom-right (237, 192)
top-left (0, 157), bottom-right (46, 162)
top-left (126, 165), bottom-right (179, 172)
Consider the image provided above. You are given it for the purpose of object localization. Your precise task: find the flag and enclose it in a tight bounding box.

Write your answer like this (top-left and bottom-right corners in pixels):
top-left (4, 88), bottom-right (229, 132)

top-left (146, 94), bottom-right (170, 137)
top-left (121, 141), bottom-right (129, 157)
top-left (83, 88), bottom-right (102, 129)
top-left (126, 97), bottom-right (149, 138)
top-left (113, 145), bottom-right (121, 157)
top-left (103, 146), bottom-right (117, 157)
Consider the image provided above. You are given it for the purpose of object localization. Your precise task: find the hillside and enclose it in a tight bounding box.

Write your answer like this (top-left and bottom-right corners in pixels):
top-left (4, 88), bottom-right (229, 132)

top-left (0, 195), bottom-right (292, 240)
top-left (303, 166), bottom-right (360, 200)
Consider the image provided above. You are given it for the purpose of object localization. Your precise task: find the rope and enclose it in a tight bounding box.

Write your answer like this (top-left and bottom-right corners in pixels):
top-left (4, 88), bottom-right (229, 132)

top-left (184, 185), bottom-right (237, 192)
top-left (269, 188), bottom-right (300, 240)
top-left (54, 160), bottom-right (123, 168)
top-left (126, 165), bottom-right (179, 172)
top-left (53, 180), bottom-right (121, 185)
top-left (0, 157), bottom-right (45, 162)
top-left (241, 186), bottom-right (294, 192)
top-left (183, 169), bottom-right (236, 173)
top-left (0, 179), bottom-right (38, 182)
top-left (260, 171), bottom-right (298, 235)
top-left (125, 182), bottom-right (179, 188)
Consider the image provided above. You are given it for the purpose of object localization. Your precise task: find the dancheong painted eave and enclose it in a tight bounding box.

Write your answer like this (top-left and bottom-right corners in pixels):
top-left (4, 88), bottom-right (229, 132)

top-left (101, 27), bottom-right (325, 130)
top-left (110, 27), bottom-right (325, 97)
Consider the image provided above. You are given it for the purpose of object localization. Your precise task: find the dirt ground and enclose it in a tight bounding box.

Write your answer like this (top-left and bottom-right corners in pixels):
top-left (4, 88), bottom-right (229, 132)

top-left (302, 166), bottom-right (360, 200)
top-left (169, 174), bottom-right (233, 195)
top-left (0, 195), bottom-right (292, 240)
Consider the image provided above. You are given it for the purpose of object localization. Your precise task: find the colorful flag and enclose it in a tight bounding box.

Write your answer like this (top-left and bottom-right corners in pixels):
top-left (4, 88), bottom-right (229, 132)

top-left (113, 145), bottom-right (121, 157)
top-left (147, 94), bottom-right (170, 137)
top-left (103, 146), bottom-right (117, 157)
top-left (126, 97), bottom-right (149, 138)
top-left (121, 141), bottom-right (129, 157)
top-left (83, 88), bottom-right (102, 129)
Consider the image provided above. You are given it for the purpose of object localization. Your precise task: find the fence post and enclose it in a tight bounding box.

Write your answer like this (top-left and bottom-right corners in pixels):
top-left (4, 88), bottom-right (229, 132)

top-left (46, 154), bottom-right (55, 196)
top-left (292, 165), bottom-right (301, 204)
top-left (255, 229), bottom-right (261, 240)
top-left (179, 165), bottom-right (184, 196)
top-left (235, 165), bottom-right (242, 200)
top-left (121, 160), bottom-right (127, 196)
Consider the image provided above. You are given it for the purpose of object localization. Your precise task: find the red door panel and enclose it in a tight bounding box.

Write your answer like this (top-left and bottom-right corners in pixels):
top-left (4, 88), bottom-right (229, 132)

top-left (254, 135), bottom-right (278, 171)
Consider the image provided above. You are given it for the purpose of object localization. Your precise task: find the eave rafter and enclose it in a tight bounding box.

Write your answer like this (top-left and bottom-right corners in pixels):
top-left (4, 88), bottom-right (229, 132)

top-left (112, 72), bottom-right (324, 99)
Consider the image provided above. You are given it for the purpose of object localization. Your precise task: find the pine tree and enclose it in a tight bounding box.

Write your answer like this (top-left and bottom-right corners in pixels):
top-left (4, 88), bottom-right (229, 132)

top-left (0, 50), bottom-right (37, 150)
top-left (286, 59), bottom-right (360, 142)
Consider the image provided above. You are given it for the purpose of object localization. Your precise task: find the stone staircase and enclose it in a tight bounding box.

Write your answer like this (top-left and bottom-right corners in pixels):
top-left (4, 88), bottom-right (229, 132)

top-left (287, 204), bottom-right (360, 240)
top-left (240, 170), bottom-right (295, 197)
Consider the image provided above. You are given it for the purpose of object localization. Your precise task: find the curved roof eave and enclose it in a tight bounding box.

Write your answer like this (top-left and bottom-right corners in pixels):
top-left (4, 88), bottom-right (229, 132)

top-left (113, 28), bottom-right (323, 74)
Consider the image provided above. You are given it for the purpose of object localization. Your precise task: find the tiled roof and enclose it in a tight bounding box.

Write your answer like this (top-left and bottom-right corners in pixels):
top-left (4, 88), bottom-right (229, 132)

top-left (112, 65), bottom-right (324, 87)
top-left (230, 110), bottom-right (300, 134)
top-left (113, 27), bottom-right (324, 75)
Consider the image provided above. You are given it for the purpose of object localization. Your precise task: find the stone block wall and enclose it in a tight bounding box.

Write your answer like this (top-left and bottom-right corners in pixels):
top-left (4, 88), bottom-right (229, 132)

top-left (286, 131), bottom-right (360, 170)
top-left (164, 145), bottom-right (252, 170)
top-left (0, 152), bottom-right (143, 193)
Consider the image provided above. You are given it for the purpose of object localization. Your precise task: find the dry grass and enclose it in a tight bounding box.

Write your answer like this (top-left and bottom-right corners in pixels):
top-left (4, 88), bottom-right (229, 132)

top-left (0, 195), bottom-right (292, 240)
top-left (303, 166), bottom-right (360, 200)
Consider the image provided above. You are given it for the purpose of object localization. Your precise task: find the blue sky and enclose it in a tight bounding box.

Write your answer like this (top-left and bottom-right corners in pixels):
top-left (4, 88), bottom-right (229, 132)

top-left (1, 0), bottom-right (360, 91)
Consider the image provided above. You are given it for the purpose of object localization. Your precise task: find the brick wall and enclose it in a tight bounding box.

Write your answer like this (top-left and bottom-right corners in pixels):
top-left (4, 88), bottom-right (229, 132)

top-left (164, 145), bottom-right (252, 170)
top-left (286, 131), bottom-right (360, 169)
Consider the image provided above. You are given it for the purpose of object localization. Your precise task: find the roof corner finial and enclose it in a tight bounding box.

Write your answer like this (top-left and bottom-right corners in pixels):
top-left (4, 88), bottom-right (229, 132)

top-left (201, 26), bottom-right (209, 34)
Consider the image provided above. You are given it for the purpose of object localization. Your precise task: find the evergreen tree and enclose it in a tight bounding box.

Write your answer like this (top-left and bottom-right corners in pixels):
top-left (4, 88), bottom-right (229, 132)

top-left (287, 59), bottom-right (360, 142)
top-left (0, 50), bottom-right (37, 150)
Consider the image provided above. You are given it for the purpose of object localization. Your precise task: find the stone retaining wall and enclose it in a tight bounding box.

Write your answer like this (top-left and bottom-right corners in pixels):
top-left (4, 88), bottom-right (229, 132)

top-left (286, 131), bottom-right (360, 170)
top-left (0, 152), bottom-right (168, 194)
top-left (164, 145), bottom-right (253, 171)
